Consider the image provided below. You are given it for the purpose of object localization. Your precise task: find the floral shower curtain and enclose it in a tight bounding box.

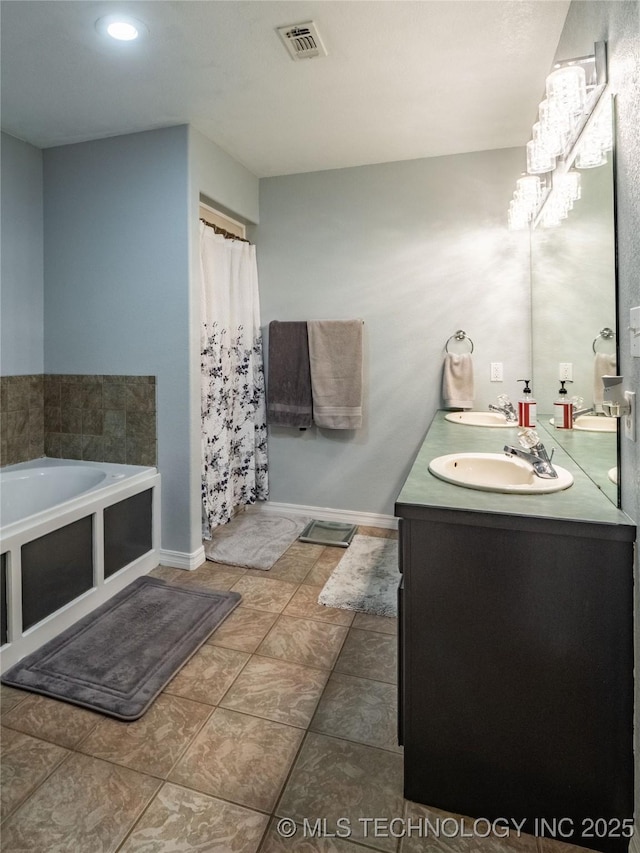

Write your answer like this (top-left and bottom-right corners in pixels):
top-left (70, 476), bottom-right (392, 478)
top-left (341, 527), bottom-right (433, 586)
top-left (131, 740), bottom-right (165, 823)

top-left (200, 221), bottom-right (268, 536)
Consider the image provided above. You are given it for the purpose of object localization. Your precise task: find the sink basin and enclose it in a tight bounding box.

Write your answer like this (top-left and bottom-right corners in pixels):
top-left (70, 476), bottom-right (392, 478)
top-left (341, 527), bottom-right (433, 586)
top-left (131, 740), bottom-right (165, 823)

top-left (548, 415), bottom-right (616, 432)
top-left (608, 466), bottom-right (618, 484)
top-left (428, 452), bottom-right (574, 494)
top-left (445, 411), bottom-right (515, 428)
top-left (574, 415), bottom-right (616, 433)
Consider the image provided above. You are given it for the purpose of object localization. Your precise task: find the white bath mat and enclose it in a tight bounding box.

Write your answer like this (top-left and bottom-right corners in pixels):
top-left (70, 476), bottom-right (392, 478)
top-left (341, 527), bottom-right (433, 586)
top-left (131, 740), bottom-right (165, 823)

top-left (203, 512), bottom-right (311, 570)
top-left (318, 535), bottom-right (398, 617)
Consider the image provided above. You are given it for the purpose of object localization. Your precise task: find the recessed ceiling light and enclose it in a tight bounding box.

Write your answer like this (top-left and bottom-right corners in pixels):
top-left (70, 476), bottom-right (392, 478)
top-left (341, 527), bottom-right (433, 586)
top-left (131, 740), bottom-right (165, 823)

top-left (96, 15), bottom-right (148, 42)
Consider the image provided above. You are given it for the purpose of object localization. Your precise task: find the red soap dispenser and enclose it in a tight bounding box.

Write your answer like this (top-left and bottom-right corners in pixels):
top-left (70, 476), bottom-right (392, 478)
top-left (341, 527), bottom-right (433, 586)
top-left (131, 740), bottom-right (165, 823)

top-left (517, 379), bottom-right (537, 428)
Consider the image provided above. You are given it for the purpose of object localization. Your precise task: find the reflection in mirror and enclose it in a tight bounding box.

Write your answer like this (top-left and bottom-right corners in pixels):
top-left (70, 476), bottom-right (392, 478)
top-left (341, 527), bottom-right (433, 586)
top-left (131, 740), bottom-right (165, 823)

top-left (531, 95), bottom-right (618, 505)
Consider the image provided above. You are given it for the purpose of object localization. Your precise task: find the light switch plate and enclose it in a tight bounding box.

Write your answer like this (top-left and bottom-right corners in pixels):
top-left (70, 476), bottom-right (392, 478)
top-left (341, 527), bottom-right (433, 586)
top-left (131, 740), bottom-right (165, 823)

top-left (630, 306), bottom-right (640, 357)
top-left (624, 391), bottom-right (636, 441)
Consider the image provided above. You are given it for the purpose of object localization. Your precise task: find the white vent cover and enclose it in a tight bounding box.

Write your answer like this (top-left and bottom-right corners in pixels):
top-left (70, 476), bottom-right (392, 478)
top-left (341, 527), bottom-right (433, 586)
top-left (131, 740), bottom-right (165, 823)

top-left (277, 22), bottom-right (327, 60)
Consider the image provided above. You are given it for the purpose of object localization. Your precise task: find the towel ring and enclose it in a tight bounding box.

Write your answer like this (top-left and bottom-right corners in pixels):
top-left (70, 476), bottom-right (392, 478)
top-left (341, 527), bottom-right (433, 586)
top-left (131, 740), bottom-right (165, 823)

top-left (592, 327), bottom-right (615, 353)
top-left (445, 330), bottom-right (474, 354)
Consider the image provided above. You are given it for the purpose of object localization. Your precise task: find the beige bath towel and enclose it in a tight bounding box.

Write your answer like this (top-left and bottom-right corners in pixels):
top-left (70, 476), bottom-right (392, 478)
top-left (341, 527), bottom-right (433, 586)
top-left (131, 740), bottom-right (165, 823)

top-left (442, 353), bottom-right (474, 409)
top-left (593, 353), bottom-right (616, 412)
top-left (307, 320), bottom-right (363, 429)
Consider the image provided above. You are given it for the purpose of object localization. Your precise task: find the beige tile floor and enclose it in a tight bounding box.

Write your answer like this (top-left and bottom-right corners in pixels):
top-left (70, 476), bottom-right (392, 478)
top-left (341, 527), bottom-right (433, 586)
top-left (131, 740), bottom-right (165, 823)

top-left (0, 527), bottom-right (594, 853)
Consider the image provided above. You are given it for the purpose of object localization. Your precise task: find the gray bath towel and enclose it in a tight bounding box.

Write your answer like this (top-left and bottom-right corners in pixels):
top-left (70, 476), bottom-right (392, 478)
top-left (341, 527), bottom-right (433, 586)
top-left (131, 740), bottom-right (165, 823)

top-left (267, 321), bottom-right (313, 428)
top-left (307, 320), bottom-right (363, 429)
top-left (442, 353), bottom-right (474, 409)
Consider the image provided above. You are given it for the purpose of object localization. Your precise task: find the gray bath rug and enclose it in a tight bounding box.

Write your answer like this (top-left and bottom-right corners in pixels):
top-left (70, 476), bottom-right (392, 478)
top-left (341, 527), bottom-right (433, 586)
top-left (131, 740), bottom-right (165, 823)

top-left (204, 512), bottom-right (311, 570)
top-left (318, 535), bottom-right (398, 617)
top-left (1, 577), bottom-right (240, 720)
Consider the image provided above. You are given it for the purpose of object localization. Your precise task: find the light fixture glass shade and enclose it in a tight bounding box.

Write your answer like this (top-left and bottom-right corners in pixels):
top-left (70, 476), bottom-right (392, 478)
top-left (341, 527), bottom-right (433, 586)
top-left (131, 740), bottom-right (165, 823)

top-left (526, 139), bottom-right (555, 175)
top-left (508, 202), bottom-right (529, 231)
top-left (545, 65), bottom-right (587, 118)
top-left (538, 99), bottom-right (571, 157)
top-left (575, 141), bottom-right (607, 169)
top-left (516, 175), bottom-right (542, 212)
top-left (540, 188), bottom-right (570, 228)
top-left (591, 97), bottom-right (613, 152)
top-left (563, 170), bottom-right (582, 202)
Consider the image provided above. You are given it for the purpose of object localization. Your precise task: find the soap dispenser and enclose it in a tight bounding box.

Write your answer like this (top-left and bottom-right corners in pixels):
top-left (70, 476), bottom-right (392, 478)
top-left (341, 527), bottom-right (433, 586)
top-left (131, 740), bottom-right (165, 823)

top-left (554, 380), bottom-right (574, 429)
top-left (517, 380), bottom-right (537, 428)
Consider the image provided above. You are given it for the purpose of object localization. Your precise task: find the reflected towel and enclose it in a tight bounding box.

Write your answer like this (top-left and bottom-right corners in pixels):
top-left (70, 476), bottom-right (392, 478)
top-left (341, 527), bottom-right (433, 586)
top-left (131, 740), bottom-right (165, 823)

top-left (307, 320), bottom-right (363, 429)
top-left (593, 352), bottom-right (616, 412)
top-left (267, 321), bottom-right (313, 428)
top-left (442, 353), bottom-right (474, 410)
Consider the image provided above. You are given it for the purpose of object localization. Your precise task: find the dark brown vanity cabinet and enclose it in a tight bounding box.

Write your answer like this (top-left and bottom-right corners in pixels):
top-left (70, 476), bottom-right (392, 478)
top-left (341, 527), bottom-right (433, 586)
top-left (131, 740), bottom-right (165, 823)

top-left (396, 509), bottom-right (635, 853)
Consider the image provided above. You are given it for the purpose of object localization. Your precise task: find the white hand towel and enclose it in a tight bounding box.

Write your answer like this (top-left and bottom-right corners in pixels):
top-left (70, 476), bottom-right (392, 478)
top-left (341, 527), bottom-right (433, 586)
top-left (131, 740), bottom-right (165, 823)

top-left (593, 353), bottom-right (616, 412)
top-left (442, 353), bottom-right (474, 410)
top-left (307, 320), bottom-right (363, 429)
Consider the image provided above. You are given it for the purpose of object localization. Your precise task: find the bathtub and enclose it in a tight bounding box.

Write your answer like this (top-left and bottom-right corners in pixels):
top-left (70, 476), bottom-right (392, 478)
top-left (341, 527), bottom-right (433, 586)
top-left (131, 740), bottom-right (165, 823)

top-left (0, 458), bottom-right (161, 672)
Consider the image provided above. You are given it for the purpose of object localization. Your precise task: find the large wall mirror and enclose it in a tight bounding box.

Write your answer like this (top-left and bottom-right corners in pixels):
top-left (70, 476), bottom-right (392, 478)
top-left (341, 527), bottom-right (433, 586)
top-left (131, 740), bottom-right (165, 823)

top-left (531, 94), bottom-right (618, 505)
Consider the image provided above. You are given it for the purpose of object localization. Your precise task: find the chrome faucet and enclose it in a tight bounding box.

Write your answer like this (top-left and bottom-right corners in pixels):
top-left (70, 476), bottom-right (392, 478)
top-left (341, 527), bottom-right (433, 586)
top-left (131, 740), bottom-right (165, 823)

top-left (504, 430), bottom-right (558, 479)
top-left (572, 406), bottom-right (595, 420)
top-left (488, 396), bottom-right (518, 423)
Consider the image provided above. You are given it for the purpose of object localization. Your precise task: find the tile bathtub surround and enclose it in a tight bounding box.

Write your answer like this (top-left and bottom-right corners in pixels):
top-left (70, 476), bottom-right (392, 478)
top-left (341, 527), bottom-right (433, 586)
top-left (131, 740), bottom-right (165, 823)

top-left (43, 374), bottom-right (157, 466)
top-left (0, 527), bottom-right (594, 853)
top-left (0, 374), bottom-right (44, 466)
top-left (1, 373), bottom-right (157, 467)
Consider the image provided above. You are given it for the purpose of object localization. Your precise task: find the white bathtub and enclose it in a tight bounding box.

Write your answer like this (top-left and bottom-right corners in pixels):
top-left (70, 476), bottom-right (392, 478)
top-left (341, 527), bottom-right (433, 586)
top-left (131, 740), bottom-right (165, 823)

top-left (0, 458), bottom-right (161, 672)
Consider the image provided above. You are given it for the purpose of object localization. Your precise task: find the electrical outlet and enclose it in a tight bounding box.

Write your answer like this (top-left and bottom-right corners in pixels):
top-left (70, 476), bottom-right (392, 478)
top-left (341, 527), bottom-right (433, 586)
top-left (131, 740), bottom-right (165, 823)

top-left (559, 363), bottom-right (573, 382)
top-left (490, 362), bottom-right (503, 382)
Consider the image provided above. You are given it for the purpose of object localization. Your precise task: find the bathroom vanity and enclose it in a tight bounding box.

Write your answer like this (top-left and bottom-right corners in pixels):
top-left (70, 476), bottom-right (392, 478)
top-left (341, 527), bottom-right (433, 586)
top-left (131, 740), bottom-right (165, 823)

top-left (395, 412), bottom-right (635, 853)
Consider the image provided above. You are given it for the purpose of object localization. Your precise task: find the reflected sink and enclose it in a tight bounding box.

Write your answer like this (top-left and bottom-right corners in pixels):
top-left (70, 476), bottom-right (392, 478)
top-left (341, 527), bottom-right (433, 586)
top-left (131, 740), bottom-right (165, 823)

top-left (428, 452), bottom-right (574, 494)
top-left (608, 466), bottom-right (618, 484)
top-left (548, 415), bottom-right (616, 432)
top-left (445, 411), bottom-right (515, 428)
top-left (574, 415), bottom-right (616, 432)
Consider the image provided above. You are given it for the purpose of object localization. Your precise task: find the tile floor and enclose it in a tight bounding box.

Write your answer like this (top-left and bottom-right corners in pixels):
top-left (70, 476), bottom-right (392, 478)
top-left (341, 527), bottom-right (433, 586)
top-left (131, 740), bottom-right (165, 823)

top-left (0, 527), bottom-right (593, 852)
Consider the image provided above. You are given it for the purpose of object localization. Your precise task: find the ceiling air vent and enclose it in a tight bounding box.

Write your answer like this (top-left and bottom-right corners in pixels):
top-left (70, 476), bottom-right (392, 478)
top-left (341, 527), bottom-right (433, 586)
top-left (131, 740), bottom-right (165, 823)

top-left (277, 22), bottom-right (327, 61)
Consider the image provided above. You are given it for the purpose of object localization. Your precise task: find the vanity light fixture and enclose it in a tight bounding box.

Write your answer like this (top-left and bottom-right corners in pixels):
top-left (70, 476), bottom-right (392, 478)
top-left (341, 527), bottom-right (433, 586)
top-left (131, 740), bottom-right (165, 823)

top-left (509, 42), bottom-right (610, 230)
top-left (96, 15), bottom-right (148, 42)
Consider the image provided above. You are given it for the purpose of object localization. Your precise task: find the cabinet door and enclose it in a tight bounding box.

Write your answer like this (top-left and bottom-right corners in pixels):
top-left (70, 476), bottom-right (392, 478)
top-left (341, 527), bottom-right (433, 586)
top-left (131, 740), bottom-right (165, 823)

top-left (397, 576), bottom-right (404, 746)
top-left (402, 517), bottom-right (633, 853)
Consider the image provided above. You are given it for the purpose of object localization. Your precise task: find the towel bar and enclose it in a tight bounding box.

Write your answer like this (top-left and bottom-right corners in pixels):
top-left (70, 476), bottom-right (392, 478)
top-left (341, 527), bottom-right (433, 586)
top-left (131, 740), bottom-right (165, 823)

top-left (445, 330), bottom-right (474, 354)
top-left (592, 327), bottom-right (615, 353)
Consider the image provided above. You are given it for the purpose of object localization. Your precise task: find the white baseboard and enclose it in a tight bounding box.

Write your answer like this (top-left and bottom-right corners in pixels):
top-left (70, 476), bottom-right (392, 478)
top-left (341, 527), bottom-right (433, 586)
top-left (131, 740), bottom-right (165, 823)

top-left (246, 500), bottom-right (398, 530)
top-left (159, 546), bottom-right (206, 571)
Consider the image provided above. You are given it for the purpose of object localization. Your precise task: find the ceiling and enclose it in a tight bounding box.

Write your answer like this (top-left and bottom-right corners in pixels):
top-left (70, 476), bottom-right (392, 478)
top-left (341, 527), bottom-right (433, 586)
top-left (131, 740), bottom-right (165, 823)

top-left (0, 0), bottom-right (571, 178)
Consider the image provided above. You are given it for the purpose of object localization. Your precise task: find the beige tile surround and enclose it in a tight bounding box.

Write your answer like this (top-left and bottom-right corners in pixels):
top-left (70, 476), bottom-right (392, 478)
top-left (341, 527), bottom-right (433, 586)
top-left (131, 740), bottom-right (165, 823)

top-left (0, 527), bottom-right (594, 853)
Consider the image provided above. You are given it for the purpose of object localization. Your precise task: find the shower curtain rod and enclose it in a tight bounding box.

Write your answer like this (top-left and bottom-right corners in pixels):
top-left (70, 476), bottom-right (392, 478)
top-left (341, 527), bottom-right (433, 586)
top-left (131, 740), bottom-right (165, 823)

top-left (199, 218), bottom-right (252, 245)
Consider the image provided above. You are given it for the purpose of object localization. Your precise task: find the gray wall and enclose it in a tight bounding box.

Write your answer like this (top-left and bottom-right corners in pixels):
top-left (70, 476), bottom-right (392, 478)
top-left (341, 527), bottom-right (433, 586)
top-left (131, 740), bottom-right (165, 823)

top-left (187, 127), bottom-right (260, 553)
top-left (554, 0), bottom-right (640, 841)
top-left (1, 132), bottom-right (44, 375)
top-left (43, 126), bottom-right (191, 553)
top-left (257, 148), bottom-right (530, 516)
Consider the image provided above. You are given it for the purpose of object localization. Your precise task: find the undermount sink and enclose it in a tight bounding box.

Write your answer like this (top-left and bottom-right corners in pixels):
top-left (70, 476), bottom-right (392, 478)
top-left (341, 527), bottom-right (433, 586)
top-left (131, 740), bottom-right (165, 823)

top-left (548, 415), bottom-right (616, 433)
top-left (444, 411), bottom-right (515, 428)
top-left (428, 452), bottom-right (574, 494)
